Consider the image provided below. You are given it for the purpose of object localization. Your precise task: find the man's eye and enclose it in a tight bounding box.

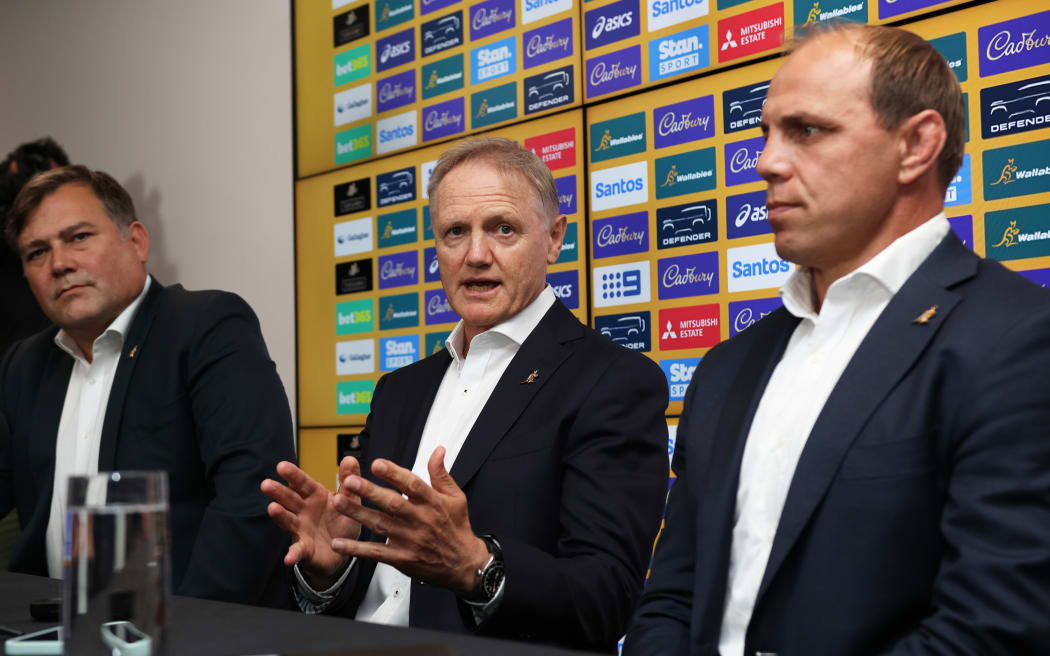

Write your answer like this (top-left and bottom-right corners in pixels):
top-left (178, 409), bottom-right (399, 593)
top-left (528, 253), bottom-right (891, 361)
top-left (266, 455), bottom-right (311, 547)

top-left (497, 224), bottom-right (514, 235)
top-left (802, 125), bottom-right (820, 137)
top-left (72, 232), bottom-right (91, 242)
top-left (25, 249), bottom-right (44, 262)
top-left (447, 226), bottom-right (464, 237)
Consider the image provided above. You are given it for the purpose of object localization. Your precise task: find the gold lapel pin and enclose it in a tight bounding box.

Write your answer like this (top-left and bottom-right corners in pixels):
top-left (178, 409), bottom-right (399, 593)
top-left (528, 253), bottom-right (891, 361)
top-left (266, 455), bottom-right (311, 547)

top-left (522, 370), bottom-right (539, 384)
top-left (128, 345), bottom-right (138, 358)
top-left (912, 305), bottom-right (938, 325)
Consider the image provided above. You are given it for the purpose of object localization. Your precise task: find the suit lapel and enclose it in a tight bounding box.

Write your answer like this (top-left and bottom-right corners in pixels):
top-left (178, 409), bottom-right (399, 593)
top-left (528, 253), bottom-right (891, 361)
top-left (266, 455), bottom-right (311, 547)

top-left (30, 343), bottom-right (71, 513)
top-left (756, 234), bottom-right (977, 603)
top-left (448, 302), bottom-right (579, 488)
top-left (98, 278), bottom-right (162, 471)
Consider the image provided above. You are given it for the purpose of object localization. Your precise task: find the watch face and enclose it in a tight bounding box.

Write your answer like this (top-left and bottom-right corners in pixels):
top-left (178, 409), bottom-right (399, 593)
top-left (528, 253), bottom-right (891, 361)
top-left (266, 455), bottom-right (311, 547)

top-left (481, 562), bottom-right (505, 598)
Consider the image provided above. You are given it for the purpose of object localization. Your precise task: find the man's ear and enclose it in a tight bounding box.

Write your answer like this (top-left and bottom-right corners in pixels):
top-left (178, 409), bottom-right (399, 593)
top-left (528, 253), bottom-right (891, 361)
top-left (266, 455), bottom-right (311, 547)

top-left (127, 221), bottom-right (150, 263)
top-left (897, 109), bottom-right (947, 186)
top-left (547, 214), bottom-right (567, 265)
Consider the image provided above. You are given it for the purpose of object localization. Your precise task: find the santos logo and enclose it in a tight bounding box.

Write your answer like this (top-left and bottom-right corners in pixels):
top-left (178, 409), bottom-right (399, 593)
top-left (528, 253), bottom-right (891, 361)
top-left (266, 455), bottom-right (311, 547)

top-left (336, 339), bottom-right (375, 376)
top-left (376, 110), bottom-right (417, 154)
top-left (523, 0), bottom-right (572, 25)
top-left (649, 26), bottom-right (709, 82)
top-left (648, 0), bottom-right (709, 33)
top-left (591, 160), bottom-right (649, 212)
top-left (334, 216), bottom-right (373, 257)
top-left (727, 242), bottom-right (793, 292)
top-left (593, 260), bottom-right (651, 308)
top-left (333, 83), bottom-right (372, 127)
top-left (379, 335), bottom-right (420, 371)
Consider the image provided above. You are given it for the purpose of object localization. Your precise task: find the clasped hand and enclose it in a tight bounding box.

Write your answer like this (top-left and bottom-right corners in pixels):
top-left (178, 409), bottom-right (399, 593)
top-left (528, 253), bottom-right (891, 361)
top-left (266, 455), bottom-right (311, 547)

top-left (262, 447), bottom-right (489, 595)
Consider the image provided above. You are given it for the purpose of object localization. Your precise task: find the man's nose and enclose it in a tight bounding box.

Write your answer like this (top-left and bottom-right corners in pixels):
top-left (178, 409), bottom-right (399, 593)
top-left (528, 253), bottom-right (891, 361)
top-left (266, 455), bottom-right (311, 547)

top-left (49, 242), bottom-right (75, 276)
top-left (755, 134), bottom-right (787, 183)
top-left (465, 233), bottom-right (493, 266)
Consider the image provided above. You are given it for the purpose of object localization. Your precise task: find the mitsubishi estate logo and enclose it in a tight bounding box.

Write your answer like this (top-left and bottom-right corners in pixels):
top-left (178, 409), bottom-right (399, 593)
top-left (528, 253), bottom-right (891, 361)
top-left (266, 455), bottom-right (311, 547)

top-left (661, 321), bottom-right (677, 340)
top-left (991, 158), bottom-right (1018, 186)
top-left (721, 30), bottom-right (738, 50)
top-left (718, 3), bottom-right (784, 63)
top-left (993, 220), bottom-right (1021, 248)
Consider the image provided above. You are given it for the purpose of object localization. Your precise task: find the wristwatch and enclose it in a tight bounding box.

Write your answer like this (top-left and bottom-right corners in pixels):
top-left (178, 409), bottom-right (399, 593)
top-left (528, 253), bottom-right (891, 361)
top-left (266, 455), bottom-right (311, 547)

top-left (464, 534), bottom-right (504, 603)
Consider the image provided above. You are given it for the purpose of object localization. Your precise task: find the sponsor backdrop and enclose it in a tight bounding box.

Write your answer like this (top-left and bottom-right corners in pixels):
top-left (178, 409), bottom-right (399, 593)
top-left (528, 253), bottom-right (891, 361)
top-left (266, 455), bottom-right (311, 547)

top-left (296, 0), bottom-right (1050, 486)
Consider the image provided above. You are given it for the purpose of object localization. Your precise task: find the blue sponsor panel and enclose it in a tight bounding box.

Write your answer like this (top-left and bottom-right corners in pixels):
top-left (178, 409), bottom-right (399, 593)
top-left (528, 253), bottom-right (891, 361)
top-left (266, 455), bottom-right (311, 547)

top-left (420, 0), bottom-right (457, 16)
top-left (422, 96), bottom-right (466, 142)
top-left (654, 147), bottom-right (717, 199)
top-left (648, 25), bottom-right (709, 82)
top-left (945, 153), bottom-right (972, 207)
top-left (469, 0), bottom-right (515, 40)
top-left (377, 166), bottom-right (416, 207)
top-left (726, 189), bottom-right (771, 239)
top-left (378, 292), bottom-right (419, 329)
top-left (658, 251), bottom-right (719, 300)
top-left (929, 32), bottom-right (967, 83)
top-left (978, 9), bottom-right (1050, 77)
top-left (724, 136), bottom-right (764, 186)
top-left (524, 64), bottom-right (575, 115)
top-left (523, 17), bottom-right (574, 69)
top-left (878, 0), bottom-right (950, 20)
top-left (586, 45), bottom-right (642, 98)
top-left (948, 214), bottom-right (973, 250)
top-left (424, 288), bottom-right (459, 324)
top-left (657, 199), bottom-right (717, 250)
top-left (471, 35), bottom-right (517, 85)
top-left (728, 297), bottom-right (782, 338)
top-left (378, 250), bottom-right (418, 288)
top-left (376, 69), bottom-right (416, 113)
top-left (980, 74), bottom-right (1050, 139)
top-left (1019, 267), bottom-right (1050, 288)
top-left (661, 357), bottom-right (700, 402)
top-left (556, 175), bottom-right (577, 214)
top-left (653, 95), bottom-right (715, 149)
top-left (556, 223), bottom-right (579, 264)
top-left (585, 0), bottom-right (639, 50)
top-left (423, 246), bottom-right (441, 282)
top-left (379, 335), bottom-right (420, 371)
top-left (723, 80), bottom-right (769, 134)
top-left (593, 211), bottom-right (649, 258)
top-left (547, 270), bottom-right (580, 309)
top-left (595, 311), bottom-right (651, 351)
top-left (375, 28), bottom-right (415, 72)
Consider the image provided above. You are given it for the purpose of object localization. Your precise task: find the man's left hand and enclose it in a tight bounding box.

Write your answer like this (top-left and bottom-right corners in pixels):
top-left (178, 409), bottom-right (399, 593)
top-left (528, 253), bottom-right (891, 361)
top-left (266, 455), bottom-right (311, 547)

top-left (330, 446), bottom-right (490, 595)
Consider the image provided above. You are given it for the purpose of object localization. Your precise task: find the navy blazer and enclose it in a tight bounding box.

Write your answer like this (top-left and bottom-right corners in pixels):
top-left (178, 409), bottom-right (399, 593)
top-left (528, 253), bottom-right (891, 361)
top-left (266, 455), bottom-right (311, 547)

top-left (0, 278), bottom-right (296, 607)
top-left (625, 233), bottom-right (1050, 655)
top-left (327, 299), bottom-right (670, 652)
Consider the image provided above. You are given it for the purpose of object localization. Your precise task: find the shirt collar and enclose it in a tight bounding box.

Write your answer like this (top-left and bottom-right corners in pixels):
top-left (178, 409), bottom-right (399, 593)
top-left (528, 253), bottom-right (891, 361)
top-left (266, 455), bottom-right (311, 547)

top-left (445, 285), bottom-right (556, 365)
top-left (55, 275), bottom-right (152, 361)
top-left (781, 212), bottom-right (950, 319)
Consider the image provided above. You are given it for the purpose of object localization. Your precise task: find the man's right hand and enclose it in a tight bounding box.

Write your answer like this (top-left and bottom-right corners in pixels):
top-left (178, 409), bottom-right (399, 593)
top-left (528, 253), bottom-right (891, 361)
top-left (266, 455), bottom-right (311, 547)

top-left (261, 457), bottom-right (363, 590)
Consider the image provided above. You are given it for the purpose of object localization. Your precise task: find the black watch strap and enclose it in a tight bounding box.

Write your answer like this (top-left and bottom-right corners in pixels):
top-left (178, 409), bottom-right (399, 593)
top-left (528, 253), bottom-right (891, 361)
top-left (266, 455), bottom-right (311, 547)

top-left (464, 534), bottom-right (504, 603)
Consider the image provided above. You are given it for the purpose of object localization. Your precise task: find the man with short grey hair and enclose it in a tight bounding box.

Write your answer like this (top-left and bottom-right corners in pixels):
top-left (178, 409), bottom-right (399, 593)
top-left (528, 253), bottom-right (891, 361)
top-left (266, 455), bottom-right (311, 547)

top-left (264, 138), bottom-right (669, 650)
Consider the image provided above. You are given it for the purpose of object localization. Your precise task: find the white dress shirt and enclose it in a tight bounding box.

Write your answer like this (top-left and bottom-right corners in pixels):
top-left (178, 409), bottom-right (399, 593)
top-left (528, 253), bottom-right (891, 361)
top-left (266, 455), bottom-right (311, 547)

top-left (297, 286), bottom-right (557, 626)
top-left (718, 214), bottom-right (950, 656)
top-left (45, 275), bottom-right (151, 578)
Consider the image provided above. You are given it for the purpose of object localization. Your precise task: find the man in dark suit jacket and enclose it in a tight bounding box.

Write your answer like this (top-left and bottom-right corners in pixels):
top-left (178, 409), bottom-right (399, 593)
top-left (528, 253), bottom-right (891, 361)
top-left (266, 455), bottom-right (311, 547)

top-left (625, 24), bottom-right (1050, 656)
top-left (263, 137), bottom-right (669, 651)
top-left (0, 165), bottom-right (295, 606)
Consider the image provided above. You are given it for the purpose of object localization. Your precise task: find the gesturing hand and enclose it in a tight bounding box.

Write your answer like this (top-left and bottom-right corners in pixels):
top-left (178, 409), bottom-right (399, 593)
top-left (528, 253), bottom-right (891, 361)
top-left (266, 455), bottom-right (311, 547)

top-left (331, 446), bottom-right (490, 595)
top-left (261, 457), bottom-right (364, 589)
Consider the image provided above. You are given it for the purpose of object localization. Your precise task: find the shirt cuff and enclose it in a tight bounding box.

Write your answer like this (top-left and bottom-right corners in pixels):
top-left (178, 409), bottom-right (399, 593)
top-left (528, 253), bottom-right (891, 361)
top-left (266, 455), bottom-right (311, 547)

top-left (462, 576), bottom-right (506, 626)
top-left (292, 559), bottom-right (356, 614)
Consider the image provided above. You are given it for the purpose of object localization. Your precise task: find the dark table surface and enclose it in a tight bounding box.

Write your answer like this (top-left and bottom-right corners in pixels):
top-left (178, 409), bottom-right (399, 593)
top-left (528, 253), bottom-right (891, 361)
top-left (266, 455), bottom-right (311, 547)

top-left (0, 571), bottom-right (604, 656)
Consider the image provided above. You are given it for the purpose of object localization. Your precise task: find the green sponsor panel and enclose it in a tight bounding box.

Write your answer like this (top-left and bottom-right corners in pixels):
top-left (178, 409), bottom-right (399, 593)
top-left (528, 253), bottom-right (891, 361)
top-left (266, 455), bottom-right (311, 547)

top-left (379, 292), bottom-right (420, 329)
top-left (471, 82), bottom-right (518, 129)
top-left (376, 208), bottom-right (418, 248)
top-left (423, 205), bottom-right (434, 240)
top-left (983, 139), bottom-right (1050, 201)
top-left (425, 330), bottom-right (452, 357)
top-left (985, 203), bottom-right (1050, 262)
top-left (336, 299), bottom-right (374, 335)
top-left (654, 147), bottom-right (717, 200)
top-left (590, 112), bottom-right (647, 163)
top-left (335, 124), bottom-right (373, 165)
top-left (421, 54), bottom-right (465, 101)
top-left (375, 0), bottom-right (414, 32)
top-left (555, 223), bottom-right (579, 264)
top-left (793, 0), bottom-right (867, 28)
top-left (337, 380), bottom-right (374, 415)
top-left (334, 44), bottom-right (372, 87)
top-left (929, 32), bottom-right (967, 83)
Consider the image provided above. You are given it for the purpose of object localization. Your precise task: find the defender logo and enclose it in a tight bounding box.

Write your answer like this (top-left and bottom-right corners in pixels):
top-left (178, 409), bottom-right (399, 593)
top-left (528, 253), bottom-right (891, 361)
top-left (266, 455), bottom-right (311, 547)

top-left (981, 76), bottom-right (1050, 139)
top-left (524, 65), bottom-right (574, 114)
top-left (724, 81), bottom-right (768, 133)
top-left (595, 311), bottom-right (651, 352)
top-left (377, 167), bottom-right (416, 206)
top-left (421, 11), bottom-right (462, 58)
top-left (658, 199), bottom-right (717, 249)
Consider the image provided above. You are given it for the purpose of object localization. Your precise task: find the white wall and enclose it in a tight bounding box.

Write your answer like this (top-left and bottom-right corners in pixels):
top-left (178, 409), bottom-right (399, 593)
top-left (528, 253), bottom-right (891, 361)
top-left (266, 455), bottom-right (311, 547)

top-left (0, 1), bottom-right (297, 424)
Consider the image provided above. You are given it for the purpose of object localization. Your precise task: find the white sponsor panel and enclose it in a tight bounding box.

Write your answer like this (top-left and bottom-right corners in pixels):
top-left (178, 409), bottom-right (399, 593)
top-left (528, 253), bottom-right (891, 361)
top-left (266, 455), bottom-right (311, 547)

top-left (726, 241), bottom-right (793, 292)
top-left (334, 216), bottom-right (373, 257)
top-left (334, 84), bottom-right (372, 126)
top-left (590, 160), bottom-right (649, 212)
top-left (336, 339), bottom-right (375, 376)
top-left (421, 159), bottom-right (438, 199)
top-left (375, 110), bottom-right (418, 154)
top-left (667, 423), bottom-right (677, 466)
top-left (592, 260), bottom-right (651, 308)
top-left (522, 0), bottom-right (572, 25)
top-left (647, 0), bottom-right (709, 33)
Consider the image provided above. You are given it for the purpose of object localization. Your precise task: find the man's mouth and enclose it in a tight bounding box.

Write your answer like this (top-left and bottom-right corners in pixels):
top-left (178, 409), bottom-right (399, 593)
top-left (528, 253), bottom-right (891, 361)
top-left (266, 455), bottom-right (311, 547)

top-left (56, 283), bottom-right (90, 299)
top-left (464, 280), bottom-right (499, 292)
